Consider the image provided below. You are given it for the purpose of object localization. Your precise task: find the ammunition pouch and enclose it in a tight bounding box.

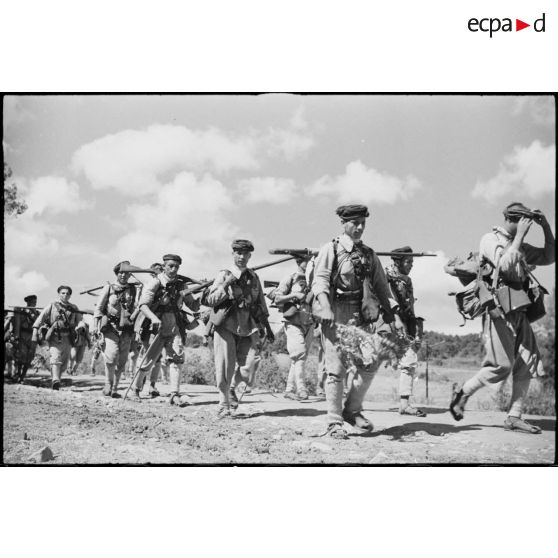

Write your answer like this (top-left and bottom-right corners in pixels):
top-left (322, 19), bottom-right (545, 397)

top-left (362, 278), bottom-right (382, 324)
top-left (494, 285), bottom-right (531, 315)
top-left (526, 285), bottom-right (547, 323)
top-left (282, 303), bottom-right (300, 319)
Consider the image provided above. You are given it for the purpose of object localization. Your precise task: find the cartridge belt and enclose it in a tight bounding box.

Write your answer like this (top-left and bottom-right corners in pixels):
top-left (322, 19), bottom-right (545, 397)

top-left (334, 288), bottom-right (362, 302)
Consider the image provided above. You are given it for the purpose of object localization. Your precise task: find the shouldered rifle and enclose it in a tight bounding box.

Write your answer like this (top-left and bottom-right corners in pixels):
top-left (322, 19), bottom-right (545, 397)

top-left (6, 306), bottom-right (44, 313)
top-left (79, 281), bottom-right (143, 296)
top-left (263, 280), bottom-right (279, 289)
top-left (181, 256), bottom-right (297, 297)
top-left (269, 248), bottom-right (437, 258)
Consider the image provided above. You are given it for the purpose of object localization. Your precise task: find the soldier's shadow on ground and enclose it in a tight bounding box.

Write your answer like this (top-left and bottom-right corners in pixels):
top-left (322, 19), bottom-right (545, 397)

top-left (260, 408), bottom-right (327, 418)
top-left (378, 406), bottom-right (450, 415)
top-left (369, 422), bottom-right (484, 440)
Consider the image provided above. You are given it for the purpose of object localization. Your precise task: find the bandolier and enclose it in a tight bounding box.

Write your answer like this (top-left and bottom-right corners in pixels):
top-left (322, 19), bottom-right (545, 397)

top-left (94, 261), bottom-right (138, 397)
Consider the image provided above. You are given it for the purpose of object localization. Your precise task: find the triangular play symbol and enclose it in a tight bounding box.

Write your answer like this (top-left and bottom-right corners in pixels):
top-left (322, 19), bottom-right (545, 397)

top-left (516, 19), bottom-right (530, 31)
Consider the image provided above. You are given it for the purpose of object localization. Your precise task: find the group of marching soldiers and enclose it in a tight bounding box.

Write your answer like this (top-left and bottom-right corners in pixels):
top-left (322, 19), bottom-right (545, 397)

top-left (4, 201), bottom-right (555, 438)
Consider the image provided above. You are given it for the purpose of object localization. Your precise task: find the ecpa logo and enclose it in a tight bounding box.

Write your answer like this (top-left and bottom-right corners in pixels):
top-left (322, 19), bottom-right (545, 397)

top-left (468, 13), bottom-right (546, 37)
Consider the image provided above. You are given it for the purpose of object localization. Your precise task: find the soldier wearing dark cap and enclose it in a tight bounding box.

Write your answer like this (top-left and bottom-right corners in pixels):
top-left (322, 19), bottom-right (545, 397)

top-left (93, 261), bottom-right (137, 397)
top-left (32, 286), bottom-right (85, 390)
top-left (311, 204), bottom-right (404, 438)
top-left (450, 203), bottom-right (554, 433)
top-left (5, 295), bottom-right (40, 382)
top-left (273, 253), bottom-right (314, 400)
top-left (129, 254), bottom-right (199, 405)
top-left (203, 239), bottom-right (273, 418)
top-left (384, 246), bottom-right (426, 416)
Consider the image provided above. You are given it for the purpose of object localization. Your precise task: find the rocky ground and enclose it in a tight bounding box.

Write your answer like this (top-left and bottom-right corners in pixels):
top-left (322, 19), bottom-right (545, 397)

top-left (3, 372), bottom-right (555, 464)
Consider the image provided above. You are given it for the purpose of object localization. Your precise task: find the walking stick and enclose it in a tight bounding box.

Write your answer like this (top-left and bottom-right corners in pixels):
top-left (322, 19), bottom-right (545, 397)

top-left (425, 341), bottom-right (429, 403)
top-left (122, 330), bottom-right (162, 401)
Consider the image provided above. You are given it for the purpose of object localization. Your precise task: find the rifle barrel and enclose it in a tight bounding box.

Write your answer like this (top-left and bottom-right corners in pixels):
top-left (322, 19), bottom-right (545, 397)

top-left (376, 252), bottom-right (437, 257)
top-left (270, 248), bottom-right (437, 258)
top-left (182, 256), bottom-right (296, 296)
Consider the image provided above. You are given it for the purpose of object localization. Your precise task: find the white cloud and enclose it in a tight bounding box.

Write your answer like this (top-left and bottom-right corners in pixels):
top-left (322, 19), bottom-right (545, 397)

top-left (113, 172), bottom-right (238, 275)
top-left (4, 265), bottom-right (50, 303)
top-left (263, 127), bottom-right (314, 161)
top-left (23, 176), bottom-right (92, 216)
top-left (72, 121), bottom-right (315, 196)
top-left (306, 160), bottom-right (422, 204)
top-left (4, 175), bottom-right (91, 261)
top-left (5, 217), bottom-right (63, 259)
top-left (472, 141), bottom-right (555, 203)
top-left (513, 96), bottom-right (555, 126)
top-left (237, 177), bottom-right (298, 204)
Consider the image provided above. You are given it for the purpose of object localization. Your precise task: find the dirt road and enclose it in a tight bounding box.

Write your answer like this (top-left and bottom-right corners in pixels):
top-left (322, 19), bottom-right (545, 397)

top-left (3, 373), bottom-right (555, 464)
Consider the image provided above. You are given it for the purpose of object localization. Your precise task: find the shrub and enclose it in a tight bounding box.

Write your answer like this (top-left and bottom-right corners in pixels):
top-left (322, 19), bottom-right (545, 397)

top-left (254, 356), bottom-right (286, 393)
top-left (494, 375), bottom-right (555, 417)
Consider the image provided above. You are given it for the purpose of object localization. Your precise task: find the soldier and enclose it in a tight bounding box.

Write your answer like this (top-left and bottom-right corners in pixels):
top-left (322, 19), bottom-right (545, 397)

top-left (6, 295), bottom-right (40, 383)
top-left (273, 254), bottom-right (314, 400)
top-left (93, 261), bottom-right (137, 398)
top-left (129, 254), bottom-right (199, 405)
top-left (385, 247), bottom-right (426, 416)
top-left (4, 311), bottom-right (16, 379)
top-left (69, 321), bottom-right (91, 376)
top-left (450, 203), bottom-right (555, 434)
top-left (32, 286), bottom-right (85, 390)
top-left (203, 239), bottom-right (274, 418)
top-left (312, 204), bottom-right (404, 439)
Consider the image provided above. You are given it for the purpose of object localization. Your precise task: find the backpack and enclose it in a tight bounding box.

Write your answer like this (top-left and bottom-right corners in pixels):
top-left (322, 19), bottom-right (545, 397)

top-left (444, 252), bottom-right (494, 326)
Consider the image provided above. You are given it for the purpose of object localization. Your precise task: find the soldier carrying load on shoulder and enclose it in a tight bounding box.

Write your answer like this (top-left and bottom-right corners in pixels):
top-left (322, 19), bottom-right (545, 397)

top-left (384, 246), bottom-right (426, 417)
top-left (202, 239), bottom-right (274, 419)
top-left (450, 202), bottom-right (555, 434)
top-left (129, 254), bottom-right (199, 406)
top-left (6, 294), bottom-right (40, 383)
top-left (32, 286), bottom-right (85, 390)
top-left (272, 253), bottom-right (315, 401)
top-left (312, 204), bottom-right (405, 439)
top-left (93, 261), bottom-right (137, 398)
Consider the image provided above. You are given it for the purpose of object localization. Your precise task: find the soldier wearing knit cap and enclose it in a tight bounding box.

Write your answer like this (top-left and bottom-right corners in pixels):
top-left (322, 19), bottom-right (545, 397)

top-left (203, 239), bottom-right (271, 418)
top-left (5, 294), bottom-right (40, 383)
top-left (311, 204), bottom-right (404, 438)
top-left (93, 260), bottom-right (137, 397)
top-left (450, 202), bottom-right (554, 433)
top-left (129, 253), bottom-right (199, 405)
top-left (384, 246), bottom-right (426, 417)
top-left (273, 253), bottom-right (314, 401)
top-left (32, 286), bottom-right (85, 390)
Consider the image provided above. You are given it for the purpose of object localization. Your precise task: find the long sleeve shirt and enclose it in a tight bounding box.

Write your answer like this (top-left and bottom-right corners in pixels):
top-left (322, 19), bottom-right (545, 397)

top-left (137, 273), bottom-right (186, 336)
top-left (311, 233), bottom-right (397, 313)
top-left (33, 301), bottom-right (84, 332)
top-left (273, 270), bottom-right (313, 327)
top-left (385, 264), bottom-right (415, 326)
top-left (204, 266), bottom-right (268, 336)
top-left (93, 282), bottom-right (137, 320)
top-left (480, 226), bottom-right (555, 285)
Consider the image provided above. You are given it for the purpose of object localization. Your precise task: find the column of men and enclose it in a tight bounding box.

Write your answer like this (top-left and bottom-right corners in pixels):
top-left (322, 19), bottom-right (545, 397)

top-left (9, 201), bottom-right (553, 438)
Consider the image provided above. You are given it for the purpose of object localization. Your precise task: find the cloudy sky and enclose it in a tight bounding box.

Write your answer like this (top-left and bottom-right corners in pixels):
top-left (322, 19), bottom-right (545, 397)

top-left (3, 94), bottom-right (555, 335)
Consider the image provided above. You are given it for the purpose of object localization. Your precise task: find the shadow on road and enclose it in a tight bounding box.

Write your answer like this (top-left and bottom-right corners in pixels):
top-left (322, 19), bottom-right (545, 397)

top-left (527, 418), bottom-right (555, 431)
top-left (379, 406), bottom-right (450, 416)
top-left (262, 408), bottom-right (327, 418)
top-left (375, 422), bottom-right (483, 440)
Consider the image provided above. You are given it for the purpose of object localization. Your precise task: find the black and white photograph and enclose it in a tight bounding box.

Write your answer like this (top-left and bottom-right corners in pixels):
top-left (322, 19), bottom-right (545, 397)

top-left (3, 94), bottom-right (555, 465)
